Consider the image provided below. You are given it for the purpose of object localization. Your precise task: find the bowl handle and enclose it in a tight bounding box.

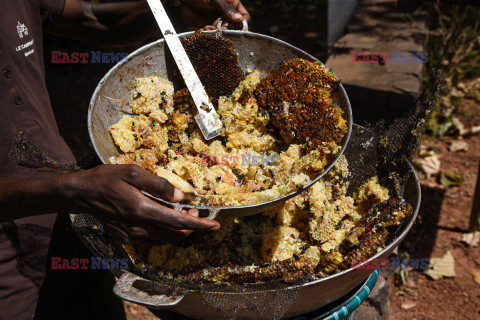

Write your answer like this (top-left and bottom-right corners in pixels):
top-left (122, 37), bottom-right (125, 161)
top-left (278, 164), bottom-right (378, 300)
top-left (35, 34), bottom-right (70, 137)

top-left (216, 19), bottom-right (249, 31)
top-left (113, 272), bottom-right (184, 308)
top-left (173, 203), bottom-right (220, 220)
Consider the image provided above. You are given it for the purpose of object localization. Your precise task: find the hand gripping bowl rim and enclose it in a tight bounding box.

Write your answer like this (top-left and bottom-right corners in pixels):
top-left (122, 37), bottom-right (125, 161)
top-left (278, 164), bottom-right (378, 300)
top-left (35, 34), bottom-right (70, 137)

top-left (88, 29), bottom-right (353, 219)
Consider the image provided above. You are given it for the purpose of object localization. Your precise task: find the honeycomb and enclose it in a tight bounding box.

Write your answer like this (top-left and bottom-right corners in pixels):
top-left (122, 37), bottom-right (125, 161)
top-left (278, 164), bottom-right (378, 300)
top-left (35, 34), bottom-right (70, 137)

top-left (183, 31), bottom-right (244, 104)
top-left (254, 58), bottom-right (347, 146)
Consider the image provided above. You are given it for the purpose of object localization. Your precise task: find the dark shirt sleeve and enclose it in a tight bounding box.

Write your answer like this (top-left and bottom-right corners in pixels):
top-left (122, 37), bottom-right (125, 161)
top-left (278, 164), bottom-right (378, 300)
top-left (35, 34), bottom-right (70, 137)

top-left (39, 0), bottom-right (67, 26)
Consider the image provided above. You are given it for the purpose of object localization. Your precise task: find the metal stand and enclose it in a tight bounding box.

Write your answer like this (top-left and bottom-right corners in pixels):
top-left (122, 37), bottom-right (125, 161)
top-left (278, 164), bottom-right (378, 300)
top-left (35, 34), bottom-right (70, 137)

top-left (291, 269), bottom-right (379, 320)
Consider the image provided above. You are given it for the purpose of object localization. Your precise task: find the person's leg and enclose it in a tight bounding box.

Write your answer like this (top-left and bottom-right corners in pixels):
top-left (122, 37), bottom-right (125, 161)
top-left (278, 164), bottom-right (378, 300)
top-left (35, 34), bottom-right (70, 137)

top-left (34, 214), bottom-right (126, 320)
top-left (0, 214), bottom-right (57, 320)
top-left (85, 271), bottom-right (127, 320)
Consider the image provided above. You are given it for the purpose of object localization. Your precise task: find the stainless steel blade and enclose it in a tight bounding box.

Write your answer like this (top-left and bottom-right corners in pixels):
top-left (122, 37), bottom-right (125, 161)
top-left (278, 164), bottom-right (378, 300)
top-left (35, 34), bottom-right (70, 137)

top-left (146, 0), bottom-right (222, 140)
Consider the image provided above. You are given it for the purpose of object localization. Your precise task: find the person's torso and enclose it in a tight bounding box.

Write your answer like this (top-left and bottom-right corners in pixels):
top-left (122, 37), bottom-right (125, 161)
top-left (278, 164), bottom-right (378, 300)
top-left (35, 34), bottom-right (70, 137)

top-left (0, 0), bottom-right (75, 179)
top-left (0, 3), bottom-right (89, 319)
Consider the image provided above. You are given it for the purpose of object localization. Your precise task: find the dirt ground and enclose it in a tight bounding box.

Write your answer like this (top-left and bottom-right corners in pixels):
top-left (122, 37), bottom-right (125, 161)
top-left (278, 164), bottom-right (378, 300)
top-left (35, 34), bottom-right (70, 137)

top-left (124, 301), bottom-right (157, 320)
top-left (390, 97), bottom-right (480, 320)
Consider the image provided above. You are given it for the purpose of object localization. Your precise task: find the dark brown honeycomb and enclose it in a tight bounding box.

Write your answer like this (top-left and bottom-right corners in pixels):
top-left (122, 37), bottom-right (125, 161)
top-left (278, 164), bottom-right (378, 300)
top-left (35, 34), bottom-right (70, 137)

top-left (131, 197), bottom-right (412, 284)
top-left (338, 198), bottom-right (413, 270)
top-left (183, 31), bottom-right (244, 104)
top-left (254, 58), bottom-right (347, 145)
top-left (179, 258), bottom-right (315, 284)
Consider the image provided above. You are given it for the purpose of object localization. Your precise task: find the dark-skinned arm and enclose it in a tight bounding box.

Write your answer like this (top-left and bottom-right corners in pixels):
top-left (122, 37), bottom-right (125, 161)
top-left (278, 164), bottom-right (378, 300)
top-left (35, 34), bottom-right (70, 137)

top-left (0, 164), bottom-right (220, 244)
top-left (45, 0), bottom-right (250, 48)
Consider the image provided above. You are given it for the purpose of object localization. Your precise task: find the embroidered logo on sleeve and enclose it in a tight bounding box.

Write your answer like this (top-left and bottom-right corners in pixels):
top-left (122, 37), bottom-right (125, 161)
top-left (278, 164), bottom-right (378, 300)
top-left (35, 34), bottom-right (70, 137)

top-left (17, 21), bottom-right (29, 38)
top-left (15, 21), bottom-right (34, 57)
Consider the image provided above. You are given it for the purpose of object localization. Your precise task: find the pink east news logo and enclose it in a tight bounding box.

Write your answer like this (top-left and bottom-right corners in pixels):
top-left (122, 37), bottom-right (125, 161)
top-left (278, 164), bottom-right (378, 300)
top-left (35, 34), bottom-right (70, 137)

top-left (200, 153), bottom-right (279, 167)
top-left (51, 257), bottom-right (128, 270)
top-left (51, 51), bottom-right (129, 64)
top-left (351, 51), bottom-right (428, 64)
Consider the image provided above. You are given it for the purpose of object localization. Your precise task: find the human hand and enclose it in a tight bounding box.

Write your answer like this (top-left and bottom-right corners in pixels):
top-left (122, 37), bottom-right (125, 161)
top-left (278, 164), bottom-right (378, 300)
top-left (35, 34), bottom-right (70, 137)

top-left (64, 164), bottom-right (220, 245)
top-left (176, 0), bottom-right (250, 30)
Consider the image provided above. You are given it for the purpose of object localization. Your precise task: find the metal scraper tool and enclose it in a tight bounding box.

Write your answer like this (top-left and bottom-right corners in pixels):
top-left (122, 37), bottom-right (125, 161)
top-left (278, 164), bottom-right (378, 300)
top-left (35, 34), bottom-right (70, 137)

top-left (146, 0), bottom-right (223, 140)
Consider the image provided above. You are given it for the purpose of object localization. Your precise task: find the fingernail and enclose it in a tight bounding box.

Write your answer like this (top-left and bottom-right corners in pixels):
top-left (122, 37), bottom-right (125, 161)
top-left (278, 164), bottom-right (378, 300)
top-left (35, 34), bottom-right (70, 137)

top-left (173, 188), bottom-right (184, 202)
top-left (209, 222), bottom-right (221, 230)
top-left (190, 210), bottom-right (199, 217)
top-left (234, 13), bottom-right (243, 20)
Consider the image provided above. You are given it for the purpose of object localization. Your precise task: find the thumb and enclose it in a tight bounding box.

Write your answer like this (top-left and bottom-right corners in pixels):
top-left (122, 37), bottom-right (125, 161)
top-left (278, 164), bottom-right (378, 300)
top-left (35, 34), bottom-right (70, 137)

top-left (213, 0), bottom-right (243, 22)
top-left (121, 165), bottom-right (184, 203)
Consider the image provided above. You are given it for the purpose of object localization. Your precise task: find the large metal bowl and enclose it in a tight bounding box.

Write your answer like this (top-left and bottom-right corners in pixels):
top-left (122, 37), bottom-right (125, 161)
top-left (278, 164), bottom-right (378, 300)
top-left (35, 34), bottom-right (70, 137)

top-left (110, 142), bottom-right (420, 320)
top-left (84, 29), bottom-right (419, 319)
top-left (74, 121), bottom-right (420, 319)
top-left (88, 29), bottom-right (352, 219)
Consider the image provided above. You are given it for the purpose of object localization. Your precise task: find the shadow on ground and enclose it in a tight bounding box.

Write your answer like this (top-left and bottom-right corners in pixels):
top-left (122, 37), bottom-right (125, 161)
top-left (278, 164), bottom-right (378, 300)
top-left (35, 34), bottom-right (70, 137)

top-left (400, 184), bottom-right (446, 259)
